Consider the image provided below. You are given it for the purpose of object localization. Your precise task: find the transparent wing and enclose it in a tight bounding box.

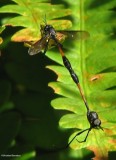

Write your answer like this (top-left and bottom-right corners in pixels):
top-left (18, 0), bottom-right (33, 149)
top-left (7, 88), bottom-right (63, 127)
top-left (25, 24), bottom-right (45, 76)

top-left (56, 31), bottom-right (90, 42)
top-left (28, 30), bottom-right (90, 55)
top-left (28, 36), bottom-right (47, 56)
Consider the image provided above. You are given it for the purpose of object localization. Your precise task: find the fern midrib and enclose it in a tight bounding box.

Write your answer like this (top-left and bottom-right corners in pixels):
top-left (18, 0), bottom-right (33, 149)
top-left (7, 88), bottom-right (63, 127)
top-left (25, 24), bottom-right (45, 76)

top-left (22, 0), bottom-right (40, 33)
top-left (80, 0), bottom-right (88, 105)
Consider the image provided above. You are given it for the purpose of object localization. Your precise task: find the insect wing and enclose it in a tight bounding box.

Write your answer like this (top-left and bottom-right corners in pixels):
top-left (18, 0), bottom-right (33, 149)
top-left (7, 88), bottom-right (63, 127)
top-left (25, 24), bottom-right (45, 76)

top-left (55, 32), bottom-right (67, 44)
top-left (28, 36), bottom-right (47, 56)
top-left (56, 31), bottom-right (90, 42)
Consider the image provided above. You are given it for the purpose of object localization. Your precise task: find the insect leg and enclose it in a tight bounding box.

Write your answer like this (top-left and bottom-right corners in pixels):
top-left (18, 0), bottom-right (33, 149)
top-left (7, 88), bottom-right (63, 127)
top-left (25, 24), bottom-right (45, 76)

top-left (76, 127), bottom-right (92, 143)
top-left (43, 38), bottom-right (50, 54)
top-left (66, 128), bottom-right (90, 147)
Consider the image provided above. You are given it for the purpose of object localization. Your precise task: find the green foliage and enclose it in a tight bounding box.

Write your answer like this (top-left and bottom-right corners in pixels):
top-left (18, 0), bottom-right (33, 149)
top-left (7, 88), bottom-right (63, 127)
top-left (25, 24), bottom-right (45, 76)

top-left (0, 112), bottom-right (21, 153)
top-left (48, 0), bottom-right (116, 159)
top-left (0, 0), bottom-right (116, 160)
top-left (0, 0), bottom-right (72, 42)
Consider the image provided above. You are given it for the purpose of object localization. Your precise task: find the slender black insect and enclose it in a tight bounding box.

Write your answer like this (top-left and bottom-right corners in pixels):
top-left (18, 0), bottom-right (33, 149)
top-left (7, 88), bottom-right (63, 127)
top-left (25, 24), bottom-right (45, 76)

top-left (56, 30), bottom-right (103, 145)
top-left (28, 22), bottom-right (103, 146)
top-left (59, 54), bottom-right (103, 146)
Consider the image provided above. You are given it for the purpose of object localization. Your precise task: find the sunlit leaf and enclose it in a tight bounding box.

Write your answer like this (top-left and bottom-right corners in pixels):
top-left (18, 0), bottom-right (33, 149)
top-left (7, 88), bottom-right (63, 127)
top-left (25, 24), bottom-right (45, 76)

top-left (0, 0), bottom-right (116, 159)
top-left (0, 0), bottom-right (72, 42)
top-left (47, 0), bottom-right (116, 159)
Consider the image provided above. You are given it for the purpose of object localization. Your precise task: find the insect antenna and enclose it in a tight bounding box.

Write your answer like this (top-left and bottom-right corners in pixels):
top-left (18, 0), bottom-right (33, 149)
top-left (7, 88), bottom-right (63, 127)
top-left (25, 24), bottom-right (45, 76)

top-left (43, 14), bottom-right (47, 25)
